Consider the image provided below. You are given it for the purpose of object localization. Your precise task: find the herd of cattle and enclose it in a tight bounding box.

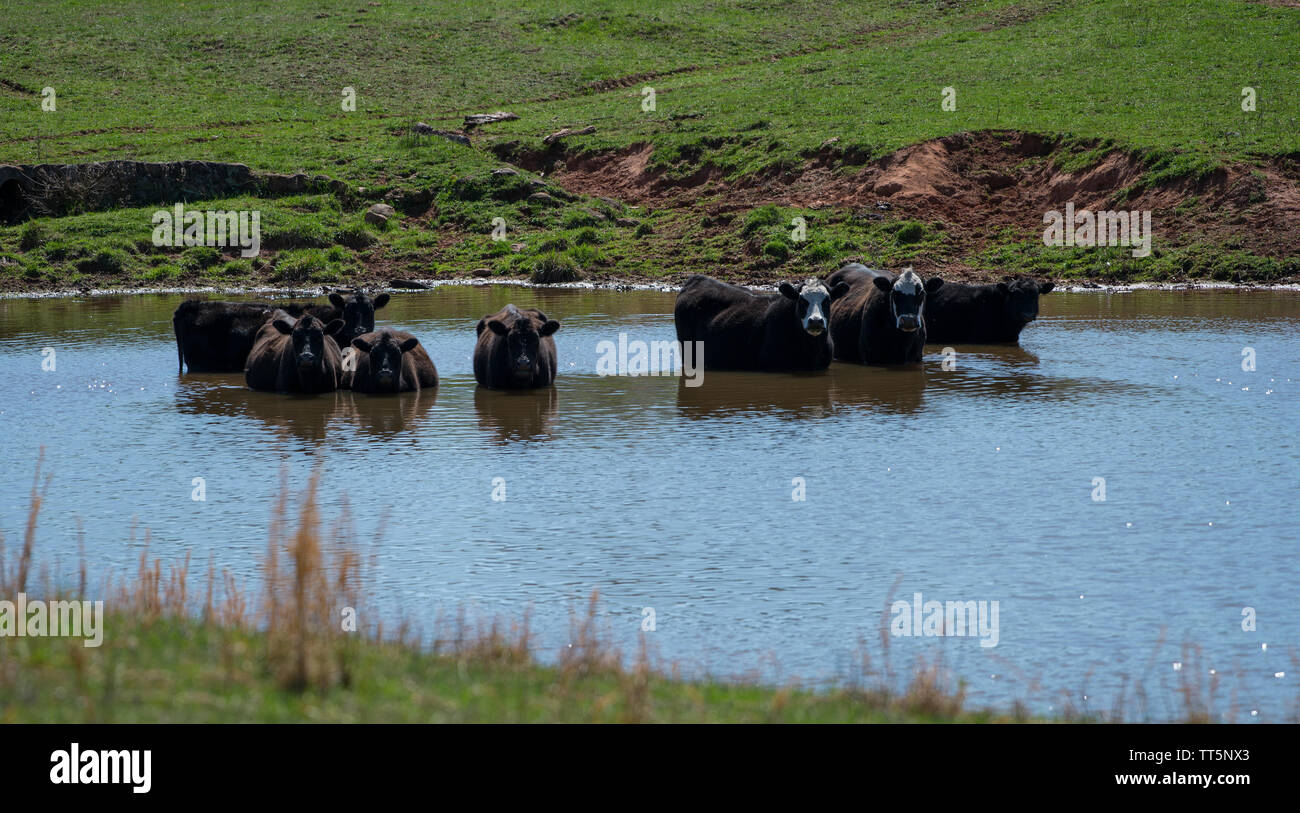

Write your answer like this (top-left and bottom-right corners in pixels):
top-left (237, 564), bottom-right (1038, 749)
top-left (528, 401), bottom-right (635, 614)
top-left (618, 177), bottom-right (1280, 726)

top-left (170, 263), bottom-right (1054, 392)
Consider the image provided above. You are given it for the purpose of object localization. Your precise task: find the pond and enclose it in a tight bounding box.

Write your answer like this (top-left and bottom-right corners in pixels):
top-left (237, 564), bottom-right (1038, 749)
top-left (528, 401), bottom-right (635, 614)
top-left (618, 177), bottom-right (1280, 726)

top-left (1, 284), bottom-right (1297, 720)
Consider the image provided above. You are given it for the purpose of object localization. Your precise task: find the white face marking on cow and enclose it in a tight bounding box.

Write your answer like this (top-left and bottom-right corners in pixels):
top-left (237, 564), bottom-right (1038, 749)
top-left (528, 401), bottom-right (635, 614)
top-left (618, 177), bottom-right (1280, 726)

top-left (889, 268), bottom-right (925, 332)
top-left (798, 280), bottom-right (831, 336)
top-left (892, 269), bottom-right (921, 295)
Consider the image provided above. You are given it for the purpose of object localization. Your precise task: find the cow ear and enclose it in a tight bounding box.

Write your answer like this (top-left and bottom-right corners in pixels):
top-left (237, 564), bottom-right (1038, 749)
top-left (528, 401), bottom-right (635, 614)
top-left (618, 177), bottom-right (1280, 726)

top-left (924, 277), bottom-right (944, 293)
top-left (325, 319), bottom-right (345, 337)
top-left (351, 337), bottom-right (373, 353)
top-left (1038, 281), bottom-right (1054, 295)
top-left (329, 293), bottom-right (346, 308)
top-left (374, 293), bottom-right (391, 309)
top-left (996, 282), bottom-right (1010, 295)
top-left (399, 337), bottom-right (419, 353)
top-left (487, 320), bottom-right (508, 336)
top-left (778, 282), bottom-right (799, 300)
top-left (830, 281), bottom-right (851, 300)
top-left (872, 276), bottom-right (893, 293)
top-left (273, 317), bottom-right (294, 335)
top-left (540, 319), bottom-right (560, 337)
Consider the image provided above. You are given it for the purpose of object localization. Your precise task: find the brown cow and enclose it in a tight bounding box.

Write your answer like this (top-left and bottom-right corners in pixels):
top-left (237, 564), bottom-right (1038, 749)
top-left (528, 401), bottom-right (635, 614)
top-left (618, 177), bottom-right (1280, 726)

top-left (245, 310), bottom-right (345, 393)
top-left (343, 329), bottom-right (438, 393)
top-left (473, 305), bottom-right (560, 389)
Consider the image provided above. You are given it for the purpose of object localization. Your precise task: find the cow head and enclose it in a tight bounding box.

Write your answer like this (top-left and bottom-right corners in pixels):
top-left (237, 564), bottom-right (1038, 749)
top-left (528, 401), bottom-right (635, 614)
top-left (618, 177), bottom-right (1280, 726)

top-left (995, 278), bottom-right (1054, 327)
top-left (873, 268), bottom-right (944, 332)
top-left (487, 309), bottom-right (560, 382)
top-left (779, 278), bottom-right (850, 337)
top-left (274, 313), bottom-right (344, 373)
top-left (329, 290), bottom-right (392, 339)
top-left (352, 332), bottom-right (420, 392)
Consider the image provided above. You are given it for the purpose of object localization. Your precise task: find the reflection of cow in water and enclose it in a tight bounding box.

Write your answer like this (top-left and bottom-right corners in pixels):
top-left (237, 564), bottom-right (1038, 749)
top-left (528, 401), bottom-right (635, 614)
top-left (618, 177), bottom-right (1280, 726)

top-left (339, 388), bottom-right (437, 437)
top-left (676, 362), bottom-right (928, 419)
top-left (828, 264), bottom-right (943, 365)
top-left (673, 275), bottom-right (850, 371)
top-left (473, 305), bottom-right (560, 389)
top-left (473, 386), bottom-right (559, 444)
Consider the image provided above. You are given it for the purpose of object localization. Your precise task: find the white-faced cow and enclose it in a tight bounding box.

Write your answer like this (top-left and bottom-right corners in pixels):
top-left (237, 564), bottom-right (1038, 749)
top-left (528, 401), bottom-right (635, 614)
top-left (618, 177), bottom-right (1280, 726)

top-left (673, 274), bottom-right (850, 371)
top-left (244, 310), bottom-right (345, 393)
top-left (924, 277), bottom-right (1054, 344)
top-left (473, 305), bottom-right (560, 389)
top-left (828, 264), bottom-right (943, 365)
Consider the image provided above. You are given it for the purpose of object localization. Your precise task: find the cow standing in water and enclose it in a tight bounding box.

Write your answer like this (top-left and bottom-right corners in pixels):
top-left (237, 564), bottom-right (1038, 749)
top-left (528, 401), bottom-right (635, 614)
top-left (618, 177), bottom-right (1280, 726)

top-left (828, 264), bottom-right (943, 365)
top-left (673, 275), bottom-right (850, 371)
top-left (473, 305), bottom-right (561, 389)
top-left (344, 330), bottom-right (438, 393)
top-left (245, 311), bottom-right (345, 393)
top-left (924, 278), bottom-right (1054, 344)
top-left (173, 289), bottom-right (389, 373)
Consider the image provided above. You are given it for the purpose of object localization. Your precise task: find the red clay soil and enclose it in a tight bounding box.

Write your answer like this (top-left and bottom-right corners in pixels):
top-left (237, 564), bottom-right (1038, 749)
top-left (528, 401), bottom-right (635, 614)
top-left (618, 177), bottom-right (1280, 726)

top-left (547, 130), bottom-right (1300, 264)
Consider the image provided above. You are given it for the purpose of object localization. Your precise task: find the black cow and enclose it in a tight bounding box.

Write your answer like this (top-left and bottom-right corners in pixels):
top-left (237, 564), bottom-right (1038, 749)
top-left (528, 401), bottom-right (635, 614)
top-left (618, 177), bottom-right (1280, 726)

top-left (173, 289), bottom-right (389, 373)
top-left (828, 263), bottom-right (943, 365)
top-left (317, 290), bottom-right (391, 342)
top-left (244, 310), bottom-right (345, 393)
top-left (344, 329), bottom-right (439, 393)
top-left (473, 305), bottom-right (560, 389)
top-left (674, 274), bottom-right (850, 371)
top-left (924, 277), bottom-right (1054, 344)
top-left (173, 300), bottom-right (283, 373)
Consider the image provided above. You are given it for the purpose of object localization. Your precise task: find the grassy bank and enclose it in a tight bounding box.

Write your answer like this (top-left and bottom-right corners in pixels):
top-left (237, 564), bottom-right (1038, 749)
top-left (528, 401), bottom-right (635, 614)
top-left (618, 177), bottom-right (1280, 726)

top-left (1, 0), bottom-right (1298, 291)
top-left (3, 614), bottom-right (1000, 723)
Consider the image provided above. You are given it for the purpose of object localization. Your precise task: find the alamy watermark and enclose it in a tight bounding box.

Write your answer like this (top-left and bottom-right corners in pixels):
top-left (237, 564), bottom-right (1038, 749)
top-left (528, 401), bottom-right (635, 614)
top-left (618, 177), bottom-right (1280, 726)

top-left (890, 591), bottom-right (999, 648)
top-left (1043, 202), bottom-right (1151, 258)
top-left (152, 203), bottom-right (261, 258)
top-left (0, 593), bottom-right (104, 647)
top-left (595, 334), bottom-right (705, 387)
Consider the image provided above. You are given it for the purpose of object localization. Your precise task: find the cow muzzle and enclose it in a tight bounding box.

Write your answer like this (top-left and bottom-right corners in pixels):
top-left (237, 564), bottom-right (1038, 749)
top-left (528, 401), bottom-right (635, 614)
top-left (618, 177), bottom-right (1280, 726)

top-left (896, 315), bottom-right (920, 332)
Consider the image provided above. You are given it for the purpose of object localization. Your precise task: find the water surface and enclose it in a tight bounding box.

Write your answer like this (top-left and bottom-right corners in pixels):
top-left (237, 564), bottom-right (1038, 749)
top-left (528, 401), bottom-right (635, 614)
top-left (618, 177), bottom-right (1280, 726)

top-left (1, 285), bottom-right (1297, 720)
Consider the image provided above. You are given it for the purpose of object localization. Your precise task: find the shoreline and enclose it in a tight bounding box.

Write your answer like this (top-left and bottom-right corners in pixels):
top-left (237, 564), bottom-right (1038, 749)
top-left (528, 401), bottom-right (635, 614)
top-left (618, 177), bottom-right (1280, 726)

top-left (5, 275), bottom-right (1300, 301)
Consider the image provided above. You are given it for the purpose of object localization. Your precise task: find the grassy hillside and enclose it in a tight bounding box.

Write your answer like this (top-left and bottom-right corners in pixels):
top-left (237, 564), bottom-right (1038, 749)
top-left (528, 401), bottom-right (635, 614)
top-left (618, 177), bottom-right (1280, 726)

top-left (1, 0), bottom-right (1297, 290)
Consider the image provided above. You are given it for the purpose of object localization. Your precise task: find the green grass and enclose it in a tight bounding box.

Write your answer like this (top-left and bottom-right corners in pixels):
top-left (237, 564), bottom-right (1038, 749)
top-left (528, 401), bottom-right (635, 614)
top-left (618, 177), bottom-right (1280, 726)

top-left (1, 0), bottom-right (1297, 288)
top-left (0, 612), bottom-right (1004, 723)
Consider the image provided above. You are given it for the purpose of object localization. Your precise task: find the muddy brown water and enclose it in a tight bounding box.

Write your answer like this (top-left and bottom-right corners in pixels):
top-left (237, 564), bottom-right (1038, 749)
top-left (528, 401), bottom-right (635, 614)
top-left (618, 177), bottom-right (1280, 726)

top-left (1, 285), bottom-right (1297, 720)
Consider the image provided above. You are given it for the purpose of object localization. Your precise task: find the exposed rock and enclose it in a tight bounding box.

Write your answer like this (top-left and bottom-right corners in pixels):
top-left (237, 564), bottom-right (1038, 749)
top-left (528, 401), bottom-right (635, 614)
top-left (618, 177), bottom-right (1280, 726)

top-left (527, 192), bottom-right (561, 206)
top-left (432, 130), bottom-right (471, 147)
top-left (390, 279), bottom-right (430, 289)
top-left (0, 160), bottom-right (338, 223)
top-left (464, 112), bottom-right (519, 128)
top-left (365, 203), bottom-right (397, 225)
top-left (542, 125), bottom-right (596, 145)
top-left (471, 267), bottom-right (494, 277)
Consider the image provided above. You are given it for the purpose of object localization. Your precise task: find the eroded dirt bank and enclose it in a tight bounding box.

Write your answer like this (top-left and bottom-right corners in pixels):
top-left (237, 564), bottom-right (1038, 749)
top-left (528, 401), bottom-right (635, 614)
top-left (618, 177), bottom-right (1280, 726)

top-left (543, 130), bottom-right (1300, 276)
